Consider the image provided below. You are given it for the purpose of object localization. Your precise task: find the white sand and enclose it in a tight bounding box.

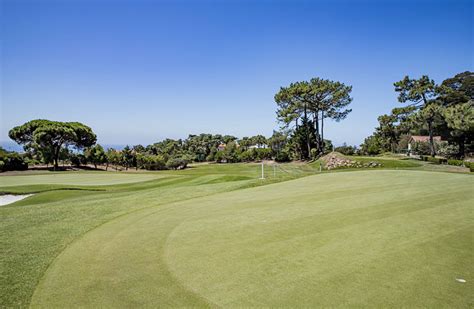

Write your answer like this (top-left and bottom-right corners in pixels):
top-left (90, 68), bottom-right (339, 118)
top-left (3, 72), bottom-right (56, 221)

top-left (0, 194), bottom-right (33, 206)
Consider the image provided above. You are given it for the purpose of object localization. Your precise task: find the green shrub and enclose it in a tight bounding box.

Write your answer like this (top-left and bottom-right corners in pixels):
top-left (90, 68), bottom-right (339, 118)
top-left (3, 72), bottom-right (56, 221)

top-left (412, 141), bottom-right (431, 155)
top-left (255, 148), bottom-right (273, 160)
top-left (447, 159), bottom-right (464, 166)
top-left (70, 154), bottom-right (87, 167)
top-left (136, 154), bottom-right (166, 170)
top-left (214, 150), bottom-right (225, 163)
top-left (239, 149), bottom-right (256, 162)
top-left (464, 162), bottom-right (474, 172)
top-left (275, 151), bottom-right (290, 162)
top-left (427, 156), bottom-right (437, 164)
top-left (166, 157), bottom-right (189, 170)
top-left (334, 145), bottom-right (355, 156)
top-left (427, 157), bottom-right (447, 164)
top-left (437, 143), bottom-right (459, 158)
top-left (0, 152), bottom-right (28, 171)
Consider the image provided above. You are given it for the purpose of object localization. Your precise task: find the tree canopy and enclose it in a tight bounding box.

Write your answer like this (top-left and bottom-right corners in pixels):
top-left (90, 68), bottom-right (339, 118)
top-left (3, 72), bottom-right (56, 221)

top-left (9, 119), bottom-right (96, 169)
top-left (275, 77), bottom-right (352, 159)
top-left (363, 71), bottom-right (473, 158)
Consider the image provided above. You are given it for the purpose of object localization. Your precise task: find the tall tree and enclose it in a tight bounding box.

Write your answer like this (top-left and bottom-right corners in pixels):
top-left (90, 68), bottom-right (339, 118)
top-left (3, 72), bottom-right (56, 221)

top-left (443, 102), bottom-right (474, 157)
top-left (394, 75), bottom-right (438, 156)
top-left (375, 114), bottom-right (398, 152)
top-left (439, 71), bottom-right (474, 106)
top-left (250, 135), bottom-right (267, 146)
top-left (317, 79), bottom-right (352, 152)
top-left (84, 144), bottom-right (107, 169)
top-left (275, 78), bottom-right (353, 159)
top-left (9, 119), bottom-right (96, 170)
top-left (121, 146), bottom-right (134, 170)
top-left (275, 82), bottom-right (313, 158)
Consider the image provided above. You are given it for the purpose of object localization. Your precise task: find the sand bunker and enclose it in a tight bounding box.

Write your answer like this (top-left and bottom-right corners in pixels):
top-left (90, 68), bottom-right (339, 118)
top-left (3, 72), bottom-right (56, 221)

top-left (0, 194), bottom-right (33, 206)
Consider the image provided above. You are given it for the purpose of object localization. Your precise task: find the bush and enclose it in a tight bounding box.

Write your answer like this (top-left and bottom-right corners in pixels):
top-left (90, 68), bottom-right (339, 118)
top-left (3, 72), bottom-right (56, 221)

top-left (0, 152), bottom-right (28, 171)
top-left (239, 149), bottom-right (256, 162)
top-left (447, 159), bottom-right (465, 166)
top-left (462, 161), bottom-right (474, 172)
top-left (166, 157), bottom-right (189, 170)
top-left (214, 150), bottom-right (225, 163)
top-left (255, 148), bottom-right (273, 160)
top-left (437, 143), bottom-right (459, 159)
top-left (360, 135), bottom-right (382, 155)
top-left (205, 151), bottom-right (216, 162)
top-left (334, 145), bottom-right (355, 156)
top-left (427, 156), bottom-right (439, 164)
top-left (70, 154), bottom-right (87, 167)
top-left (427, 157), bottom-right (447, 165)
top-left (275, 151), bottom-right (290, 162)
top-left (412, 141), bottom-right (431, 155)
top-left (136, 154), bottom-right (166, 170)
top-left (25, 158), bottom-right (41, 166)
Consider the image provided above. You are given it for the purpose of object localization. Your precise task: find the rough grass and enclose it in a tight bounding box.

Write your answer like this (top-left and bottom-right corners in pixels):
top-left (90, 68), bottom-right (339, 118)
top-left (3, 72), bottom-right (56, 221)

top-left (1, 160), bottom-right (472, 307)
top-left (350, 156), bottom-right (422, 168)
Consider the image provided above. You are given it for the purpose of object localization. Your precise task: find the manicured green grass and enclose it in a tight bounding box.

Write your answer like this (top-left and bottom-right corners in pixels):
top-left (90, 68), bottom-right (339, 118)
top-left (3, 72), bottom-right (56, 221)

top-left (0, 172), bottom-right (163, 187)
top-left (1, 161), bottom-right (472, 307)
top-left (0, 162), bottom-right (316, 307)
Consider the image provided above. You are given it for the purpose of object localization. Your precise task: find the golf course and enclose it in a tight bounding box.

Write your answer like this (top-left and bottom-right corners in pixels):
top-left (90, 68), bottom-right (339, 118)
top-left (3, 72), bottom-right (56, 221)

top-left (1, 159), bottom-right (472, 307)
top-left (2, 0), bottom-right (473, 307)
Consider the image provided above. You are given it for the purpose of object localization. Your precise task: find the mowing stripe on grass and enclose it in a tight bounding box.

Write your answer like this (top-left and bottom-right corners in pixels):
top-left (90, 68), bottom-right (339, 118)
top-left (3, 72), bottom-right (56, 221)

top-left (30, 170), bottom-right (473, 308)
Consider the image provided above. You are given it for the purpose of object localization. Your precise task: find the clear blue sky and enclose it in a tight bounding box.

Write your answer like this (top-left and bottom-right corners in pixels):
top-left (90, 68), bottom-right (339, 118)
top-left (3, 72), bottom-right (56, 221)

top-left (1, 0), bottom-right (472, 147)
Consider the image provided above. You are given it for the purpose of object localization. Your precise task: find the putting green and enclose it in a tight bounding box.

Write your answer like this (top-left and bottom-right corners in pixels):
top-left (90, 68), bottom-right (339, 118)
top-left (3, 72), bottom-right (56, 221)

top-left (31, 170), bottom-right (473, 307)
top-left (0, 172), bottom-right (162, 187)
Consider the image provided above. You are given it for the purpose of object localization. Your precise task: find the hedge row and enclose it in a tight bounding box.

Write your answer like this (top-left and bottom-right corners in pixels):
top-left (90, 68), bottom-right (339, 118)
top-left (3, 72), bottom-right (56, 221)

top-left (420, 155), bottom-right (473, 172)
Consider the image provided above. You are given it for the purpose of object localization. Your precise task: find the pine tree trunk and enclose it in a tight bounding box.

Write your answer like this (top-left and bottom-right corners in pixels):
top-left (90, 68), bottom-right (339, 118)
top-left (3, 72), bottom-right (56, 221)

top-left (304, 105), bottom-right (311, 159)
top-left (321, 111), bottom-right (325, 153)
top-left (428, 120), bottom-right (436, 157)
top-left (53, 146), bottom-right (59, 171)
top-left (314, 113), bottom-right (320, 154)
top-left (459, 134), bottom-right (465, 158)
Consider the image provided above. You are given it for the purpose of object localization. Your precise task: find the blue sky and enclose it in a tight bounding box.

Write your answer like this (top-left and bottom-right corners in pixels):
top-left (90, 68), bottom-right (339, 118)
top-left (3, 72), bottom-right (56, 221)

top-left (1, 0), bottom-right (472, 148)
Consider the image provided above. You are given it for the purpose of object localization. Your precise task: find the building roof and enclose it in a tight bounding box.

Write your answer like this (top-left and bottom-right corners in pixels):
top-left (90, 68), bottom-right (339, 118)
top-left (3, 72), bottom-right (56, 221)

top-left (409, 135), bottom-right (442, 142)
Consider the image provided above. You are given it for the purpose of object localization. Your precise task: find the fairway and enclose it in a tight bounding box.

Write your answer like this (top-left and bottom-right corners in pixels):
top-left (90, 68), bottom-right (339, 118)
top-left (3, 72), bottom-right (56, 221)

top-left (0, 172), bottom-right (162, 187)
top-left (26, 170), bottom-right (473, 307)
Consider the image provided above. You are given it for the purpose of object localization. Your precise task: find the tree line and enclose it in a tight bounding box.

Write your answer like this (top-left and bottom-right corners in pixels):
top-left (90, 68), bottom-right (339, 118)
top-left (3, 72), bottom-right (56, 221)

top-left (360, 71), bottom-right (473, 158)
top-left (80, 134), bottom-right (279, 171)
top-left (4, 75), bottom-right (354, 171)
top-left (3, 72), bottom-right (470, 172)
top-left (3, 123), bottom-right (297, 171)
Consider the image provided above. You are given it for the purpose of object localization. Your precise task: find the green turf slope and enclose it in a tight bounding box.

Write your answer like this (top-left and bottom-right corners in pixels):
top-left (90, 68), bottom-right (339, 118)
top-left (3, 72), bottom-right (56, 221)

top-left (0, 172), bottom-right (162, 187)
top-left (30, 170), bottom-right (473, 308)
